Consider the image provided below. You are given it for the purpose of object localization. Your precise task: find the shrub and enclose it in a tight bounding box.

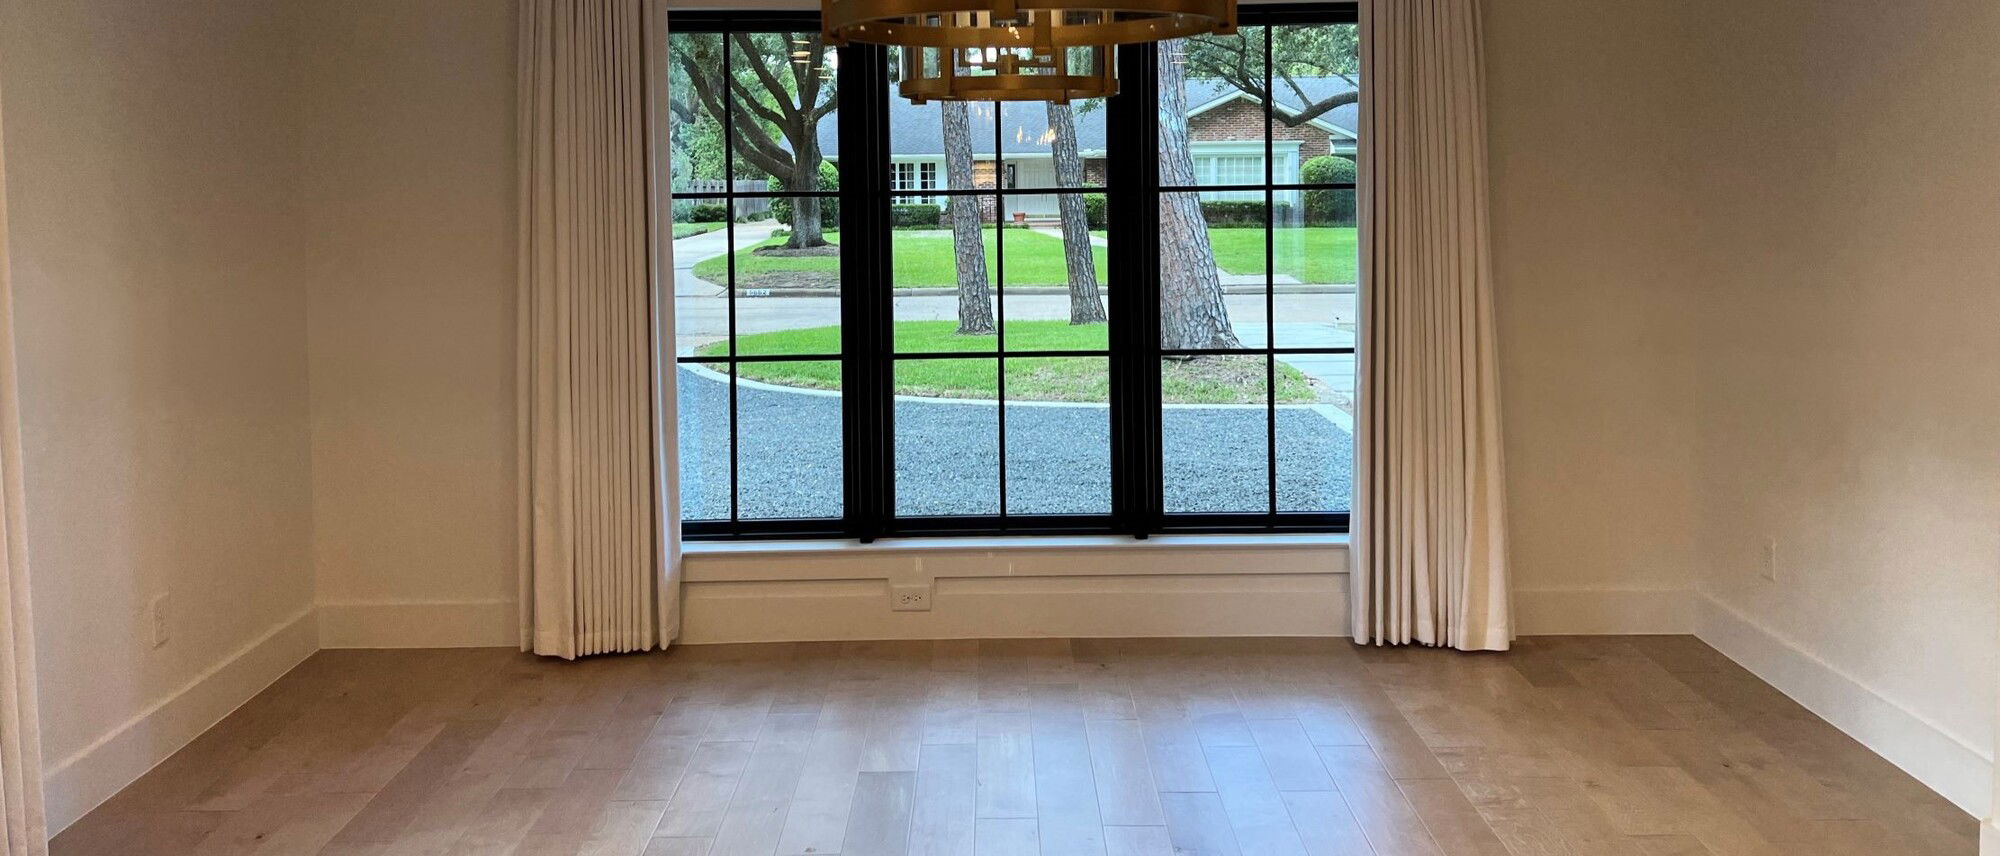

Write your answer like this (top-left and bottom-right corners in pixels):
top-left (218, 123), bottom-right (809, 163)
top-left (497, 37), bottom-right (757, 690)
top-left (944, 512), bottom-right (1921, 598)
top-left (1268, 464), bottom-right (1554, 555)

top-left (687, 202), bottom-right (729, 223)
top-left (1199, 200), bottom-right (1294, 226)
top-left (768, 161), bottom-right (840, 229)
top-left (1301, 155), bottom-right (1357, 226)
top-left (1082, 193), bottom-right (1108, 230)
top-left (891, 203), bottom-right (941, 227)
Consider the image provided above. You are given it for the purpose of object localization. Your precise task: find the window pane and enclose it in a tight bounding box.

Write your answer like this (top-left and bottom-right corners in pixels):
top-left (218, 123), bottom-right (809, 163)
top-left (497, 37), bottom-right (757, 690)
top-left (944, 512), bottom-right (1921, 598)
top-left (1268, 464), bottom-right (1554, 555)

top-left (735, 360), bottom-right (845, 519)
top-left (895, 359), bottom-right (999, 516)
top-left (894, 214), bottom-right (998, 353)
top-left (1271, 191), bottom-right (1357, 350)
top-left (1277, 353), bottom-right (1353, 513)
top-left (667, 32), bottom-right (727, 192)
top-left (728, 33), bottom-right (839, 190)
top-left (890, 94), bottom-right (997, 190)
top-left (1162, 355), bottom-right (1270, 513)
top-left (1005, 357), bottom-right (1110, 515)
top-left (1158, 192), bottom-right (1260, 352)
top-left (1271, 21), bottom-right (1361, 167)
top-left (673, 219), bottom-right (736, 357)
top-left (722, 197), bottom-right (843, 356)
top-left (1000, 195), bottom-right (1109, 347)
top-left (1001, 98), bottom-right (1107, 191)
top-left (677, 362), bottom-right (734, 521)
top-left (1159, 28), bottom-right (1267, 189)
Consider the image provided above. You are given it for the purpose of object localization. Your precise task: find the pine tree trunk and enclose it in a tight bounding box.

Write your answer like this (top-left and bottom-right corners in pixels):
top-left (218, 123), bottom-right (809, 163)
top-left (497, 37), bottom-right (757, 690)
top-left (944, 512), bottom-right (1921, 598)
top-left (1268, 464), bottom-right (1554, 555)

top-left (1157, 39), bottom-right (1241, 350)
top-left (942, 101), bottom-right (995, 336)
top-left (1048, 102), bottom-right (1108, 325)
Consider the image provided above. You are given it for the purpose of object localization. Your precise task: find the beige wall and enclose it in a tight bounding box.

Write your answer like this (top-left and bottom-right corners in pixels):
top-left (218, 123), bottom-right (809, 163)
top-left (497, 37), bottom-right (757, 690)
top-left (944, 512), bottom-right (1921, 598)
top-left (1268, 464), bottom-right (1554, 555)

top-left (0, 0), bottom-right (316, 825)
top-left (298, 0), bottom-right (519, 637)
top-left (1677, 0), bottom-right (2000, 812)
top-left (1484, 0), bottom-right (1704, 606)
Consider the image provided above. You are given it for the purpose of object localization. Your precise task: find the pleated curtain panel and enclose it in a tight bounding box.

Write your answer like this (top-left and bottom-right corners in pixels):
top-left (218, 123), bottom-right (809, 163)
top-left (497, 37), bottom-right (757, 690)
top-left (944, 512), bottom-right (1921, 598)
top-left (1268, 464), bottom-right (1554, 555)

top-left (518, 0), bottom-right (682, 659)
top-left (0, 72), bottom-right (50, 856)
top-left (1351, 0), bottom-right (1514, 650)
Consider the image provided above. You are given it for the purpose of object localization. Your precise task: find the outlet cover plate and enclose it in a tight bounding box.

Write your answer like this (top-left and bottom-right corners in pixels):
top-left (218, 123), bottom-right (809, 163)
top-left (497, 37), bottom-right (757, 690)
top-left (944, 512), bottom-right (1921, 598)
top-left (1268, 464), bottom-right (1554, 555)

top-left (891, 583), bottom-right (932, 612)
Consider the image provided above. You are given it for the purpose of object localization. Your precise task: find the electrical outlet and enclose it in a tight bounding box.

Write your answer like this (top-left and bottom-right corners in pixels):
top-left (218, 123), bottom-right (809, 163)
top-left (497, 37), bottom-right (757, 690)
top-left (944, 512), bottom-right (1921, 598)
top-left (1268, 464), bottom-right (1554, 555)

top-left (891, 583), bottom-right (932, 612)
top-left (1760, 538), bottom-right (1779, 583)
top-left (148, 592), bottom-right (171, 648)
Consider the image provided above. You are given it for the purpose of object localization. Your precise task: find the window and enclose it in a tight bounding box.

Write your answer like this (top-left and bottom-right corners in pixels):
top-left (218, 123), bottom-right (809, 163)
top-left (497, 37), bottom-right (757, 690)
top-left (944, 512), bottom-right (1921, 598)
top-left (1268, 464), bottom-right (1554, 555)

top-left (891, 161), bottom-right (937, 204)
top-left (670, 6), bottom-right (1358, 539)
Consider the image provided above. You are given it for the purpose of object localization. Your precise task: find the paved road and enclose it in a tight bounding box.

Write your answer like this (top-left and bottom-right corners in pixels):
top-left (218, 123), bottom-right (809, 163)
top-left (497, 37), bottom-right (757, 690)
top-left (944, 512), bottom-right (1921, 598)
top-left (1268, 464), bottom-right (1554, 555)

top-left (677, 367), bottom-right (1353, 522)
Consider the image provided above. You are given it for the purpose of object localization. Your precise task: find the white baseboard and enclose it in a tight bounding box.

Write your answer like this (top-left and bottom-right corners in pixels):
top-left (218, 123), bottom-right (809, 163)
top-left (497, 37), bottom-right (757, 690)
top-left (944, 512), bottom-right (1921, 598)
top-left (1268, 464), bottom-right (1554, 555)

top-left (1983, 820), bottom-right (2000, 856)
top-left (317, 599), bottom-right (516, 649)
top-left (1513, 587), bottom-right (1692, 635)
top-left (1695, 592), bottom-right (1992, 816)
top-left (42, 606), bottom-right (320, 834)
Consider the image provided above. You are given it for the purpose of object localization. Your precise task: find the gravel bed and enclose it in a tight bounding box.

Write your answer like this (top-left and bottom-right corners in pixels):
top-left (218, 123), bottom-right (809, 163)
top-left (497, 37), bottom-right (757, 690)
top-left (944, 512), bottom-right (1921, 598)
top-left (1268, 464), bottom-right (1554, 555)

top-left (677, 367), bottom-right (1352, 522)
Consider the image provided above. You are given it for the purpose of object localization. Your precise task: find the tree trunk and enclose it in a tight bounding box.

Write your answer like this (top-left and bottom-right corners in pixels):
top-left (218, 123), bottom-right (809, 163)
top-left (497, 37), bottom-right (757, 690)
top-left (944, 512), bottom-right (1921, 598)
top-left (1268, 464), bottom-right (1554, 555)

top-left (1048, 102), bottom-right (1107, 325)
top-left (1157, 39), bottom-right (1241, 350)
top-left (787, 140), bottom-right (826, 249)
top-left (942, 101), bottom-right (994, 336)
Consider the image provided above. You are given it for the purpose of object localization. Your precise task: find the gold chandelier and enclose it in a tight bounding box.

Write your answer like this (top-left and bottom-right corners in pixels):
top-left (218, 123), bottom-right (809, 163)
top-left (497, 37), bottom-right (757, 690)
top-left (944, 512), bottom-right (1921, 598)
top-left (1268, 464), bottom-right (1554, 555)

top-left (824, 0), bottom-right (1236, 102)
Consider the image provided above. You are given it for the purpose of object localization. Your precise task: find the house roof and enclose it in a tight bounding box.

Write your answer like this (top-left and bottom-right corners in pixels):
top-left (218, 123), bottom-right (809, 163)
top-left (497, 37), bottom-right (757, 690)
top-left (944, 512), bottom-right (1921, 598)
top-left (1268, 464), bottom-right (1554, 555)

top-left (815, 76), bottom-right (1359, 159)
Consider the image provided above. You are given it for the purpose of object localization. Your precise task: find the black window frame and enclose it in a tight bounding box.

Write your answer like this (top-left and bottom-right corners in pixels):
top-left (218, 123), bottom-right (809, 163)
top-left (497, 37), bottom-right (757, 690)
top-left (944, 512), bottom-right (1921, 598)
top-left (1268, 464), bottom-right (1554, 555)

top-left (673, 4), bottom-right (1358, 541)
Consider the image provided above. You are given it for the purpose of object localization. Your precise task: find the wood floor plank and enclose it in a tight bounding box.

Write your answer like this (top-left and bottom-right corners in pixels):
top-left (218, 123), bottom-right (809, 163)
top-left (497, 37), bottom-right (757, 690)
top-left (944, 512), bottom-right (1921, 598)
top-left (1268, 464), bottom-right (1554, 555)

top-left (1279, 791), bottom-right (1374, 856)
top-left (1101, 825), bottom-right (1174, 856)
top-left (975, 818), bottom-right (1040, 856)
top-left (774, 698), bottom-right (871, 856)
top-left (708, 711), bottom-right (819, 855)
top-left (1314, 745), bottom-right (1443, 856)
top-left (52, 639), bottom-right (1976, 856)
top-left (1158, 791), bottom-right (1242, 856)
top-left (652, 741), bottom-right (754, 839)
top-left (843, 771), bottom-right (918, 856)
top-left (1086, 719), bottom-right (1165, 826)
top-left (976, 712), bottom-right (1037, 820)
top-left (1245, 718), bottom-right (1334, 792)
top-left (910, 743), bottom-right (978, 856)
top-left (1031, 708), bottom-right (1107, 856)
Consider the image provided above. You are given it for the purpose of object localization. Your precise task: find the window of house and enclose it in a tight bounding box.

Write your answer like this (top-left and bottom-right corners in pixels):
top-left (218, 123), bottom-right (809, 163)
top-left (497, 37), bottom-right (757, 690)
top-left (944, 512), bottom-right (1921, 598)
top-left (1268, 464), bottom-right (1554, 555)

top-left (670, 6), bottom-right (1358, 539)
top-left (891, 161), bottom-right (937, 204)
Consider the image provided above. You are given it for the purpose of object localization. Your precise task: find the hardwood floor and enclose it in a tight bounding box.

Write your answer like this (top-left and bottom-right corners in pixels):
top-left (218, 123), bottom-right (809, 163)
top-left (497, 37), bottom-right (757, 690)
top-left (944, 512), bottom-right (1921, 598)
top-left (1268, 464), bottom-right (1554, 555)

top-left (53, 636), bottom-right (1976, 855)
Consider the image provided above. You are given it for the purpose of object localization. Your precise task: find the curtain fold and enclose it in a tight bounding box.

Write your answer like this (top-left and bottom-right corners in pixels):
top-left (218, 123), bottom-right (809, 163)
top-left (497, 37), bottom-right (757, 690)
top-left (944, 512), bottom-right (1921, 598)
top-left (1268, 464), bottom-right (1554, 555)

top-left (518, 0), bottom-right (680, 659)
top-left (0, 68), bottom-right (50, 856)
top-left (1352, 0), bottom-right (1512, 651)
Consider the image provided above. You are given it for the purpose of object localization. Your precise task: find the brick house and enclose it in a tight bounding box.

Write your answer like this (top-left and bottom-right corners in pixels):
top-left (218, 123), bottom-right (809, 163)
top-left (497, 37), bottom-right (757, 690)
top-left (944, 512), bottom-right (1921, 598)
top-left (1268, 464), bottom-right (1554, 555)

top-left (818, 77), bottom-right (1359, 221)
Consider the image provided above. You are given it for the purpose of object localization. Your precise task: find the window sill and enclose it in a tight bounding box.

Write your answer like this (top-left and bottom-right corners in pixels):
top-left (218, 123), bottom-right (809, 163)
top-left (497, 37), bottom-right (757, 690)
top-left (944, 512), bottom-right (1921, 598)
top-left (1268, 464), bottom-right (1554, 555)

top-left (683, 532), bottom-right (1349, 557)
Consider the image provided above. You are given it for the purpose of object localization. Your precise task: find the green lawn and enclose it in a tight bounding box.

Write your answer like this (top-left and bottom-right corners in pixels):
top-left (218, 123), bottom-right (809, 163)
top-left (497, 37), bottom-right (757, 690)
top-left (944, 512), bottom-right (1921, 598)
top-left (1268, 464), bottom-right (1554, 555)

top-left (672, 222), bottom-right (723, 239)
top-left (1209, 227), bottom-right (1359, 284)
top-left (1088, 227), bottom-right (1358, 284)
top-left (691, 228), bottom-right (1108, 289)
top-left (698, 321), bottom-right (1315, 403)
top-left (695, 224), bottom-right (1357, 289)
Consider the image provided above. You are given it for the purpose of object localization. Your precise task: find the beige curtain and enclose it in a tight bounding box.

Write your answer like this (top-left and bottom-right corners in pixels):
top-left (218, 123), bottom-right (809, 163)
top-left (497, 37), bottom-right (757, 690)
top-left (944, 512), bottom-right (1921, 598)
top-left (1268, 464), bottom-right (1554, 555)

top-left (518, 0), bottom-right (681, 659)
top-left (0, 71), bottom-right (49, 856)
top-left (1351, 0), bottom-right (1512, 651)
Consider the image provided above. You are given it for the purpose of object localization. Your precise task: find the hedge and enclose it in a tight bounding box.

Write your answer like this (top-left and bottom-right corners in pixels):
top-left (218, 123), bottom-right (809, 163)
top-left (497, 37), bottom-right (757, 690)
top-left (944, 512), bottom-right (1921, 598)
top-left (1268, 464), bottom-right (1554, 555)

top-left (1199, 200), bottom-right (1295, 226)
top-left (686, 202), bottom-right (729, 223)
top-left (891, 203), bottom-right (941, 227)
top-left (1083, 193), bottom-right (1108, 230)
top-left (1301, 155), bottom-right (1357, 226)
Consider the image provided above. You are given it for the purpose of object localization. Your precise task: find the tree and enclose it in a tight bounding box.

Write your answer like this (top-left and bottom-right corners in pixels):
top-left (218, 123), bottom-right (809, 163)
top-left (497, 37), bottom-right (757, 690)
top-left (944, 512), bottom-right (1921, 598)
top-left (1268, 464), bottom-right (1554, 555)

top-left (671, 33), bottom-right (837, 249)
top-left (942, 101), bottom-right (995, 335)
top-left (1184, 26), bottom-right (1359, 129)
top-left (1047, 101), bottom-right (1108, 325)
top-left (1158, 38), bottom-right (1242, 350)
